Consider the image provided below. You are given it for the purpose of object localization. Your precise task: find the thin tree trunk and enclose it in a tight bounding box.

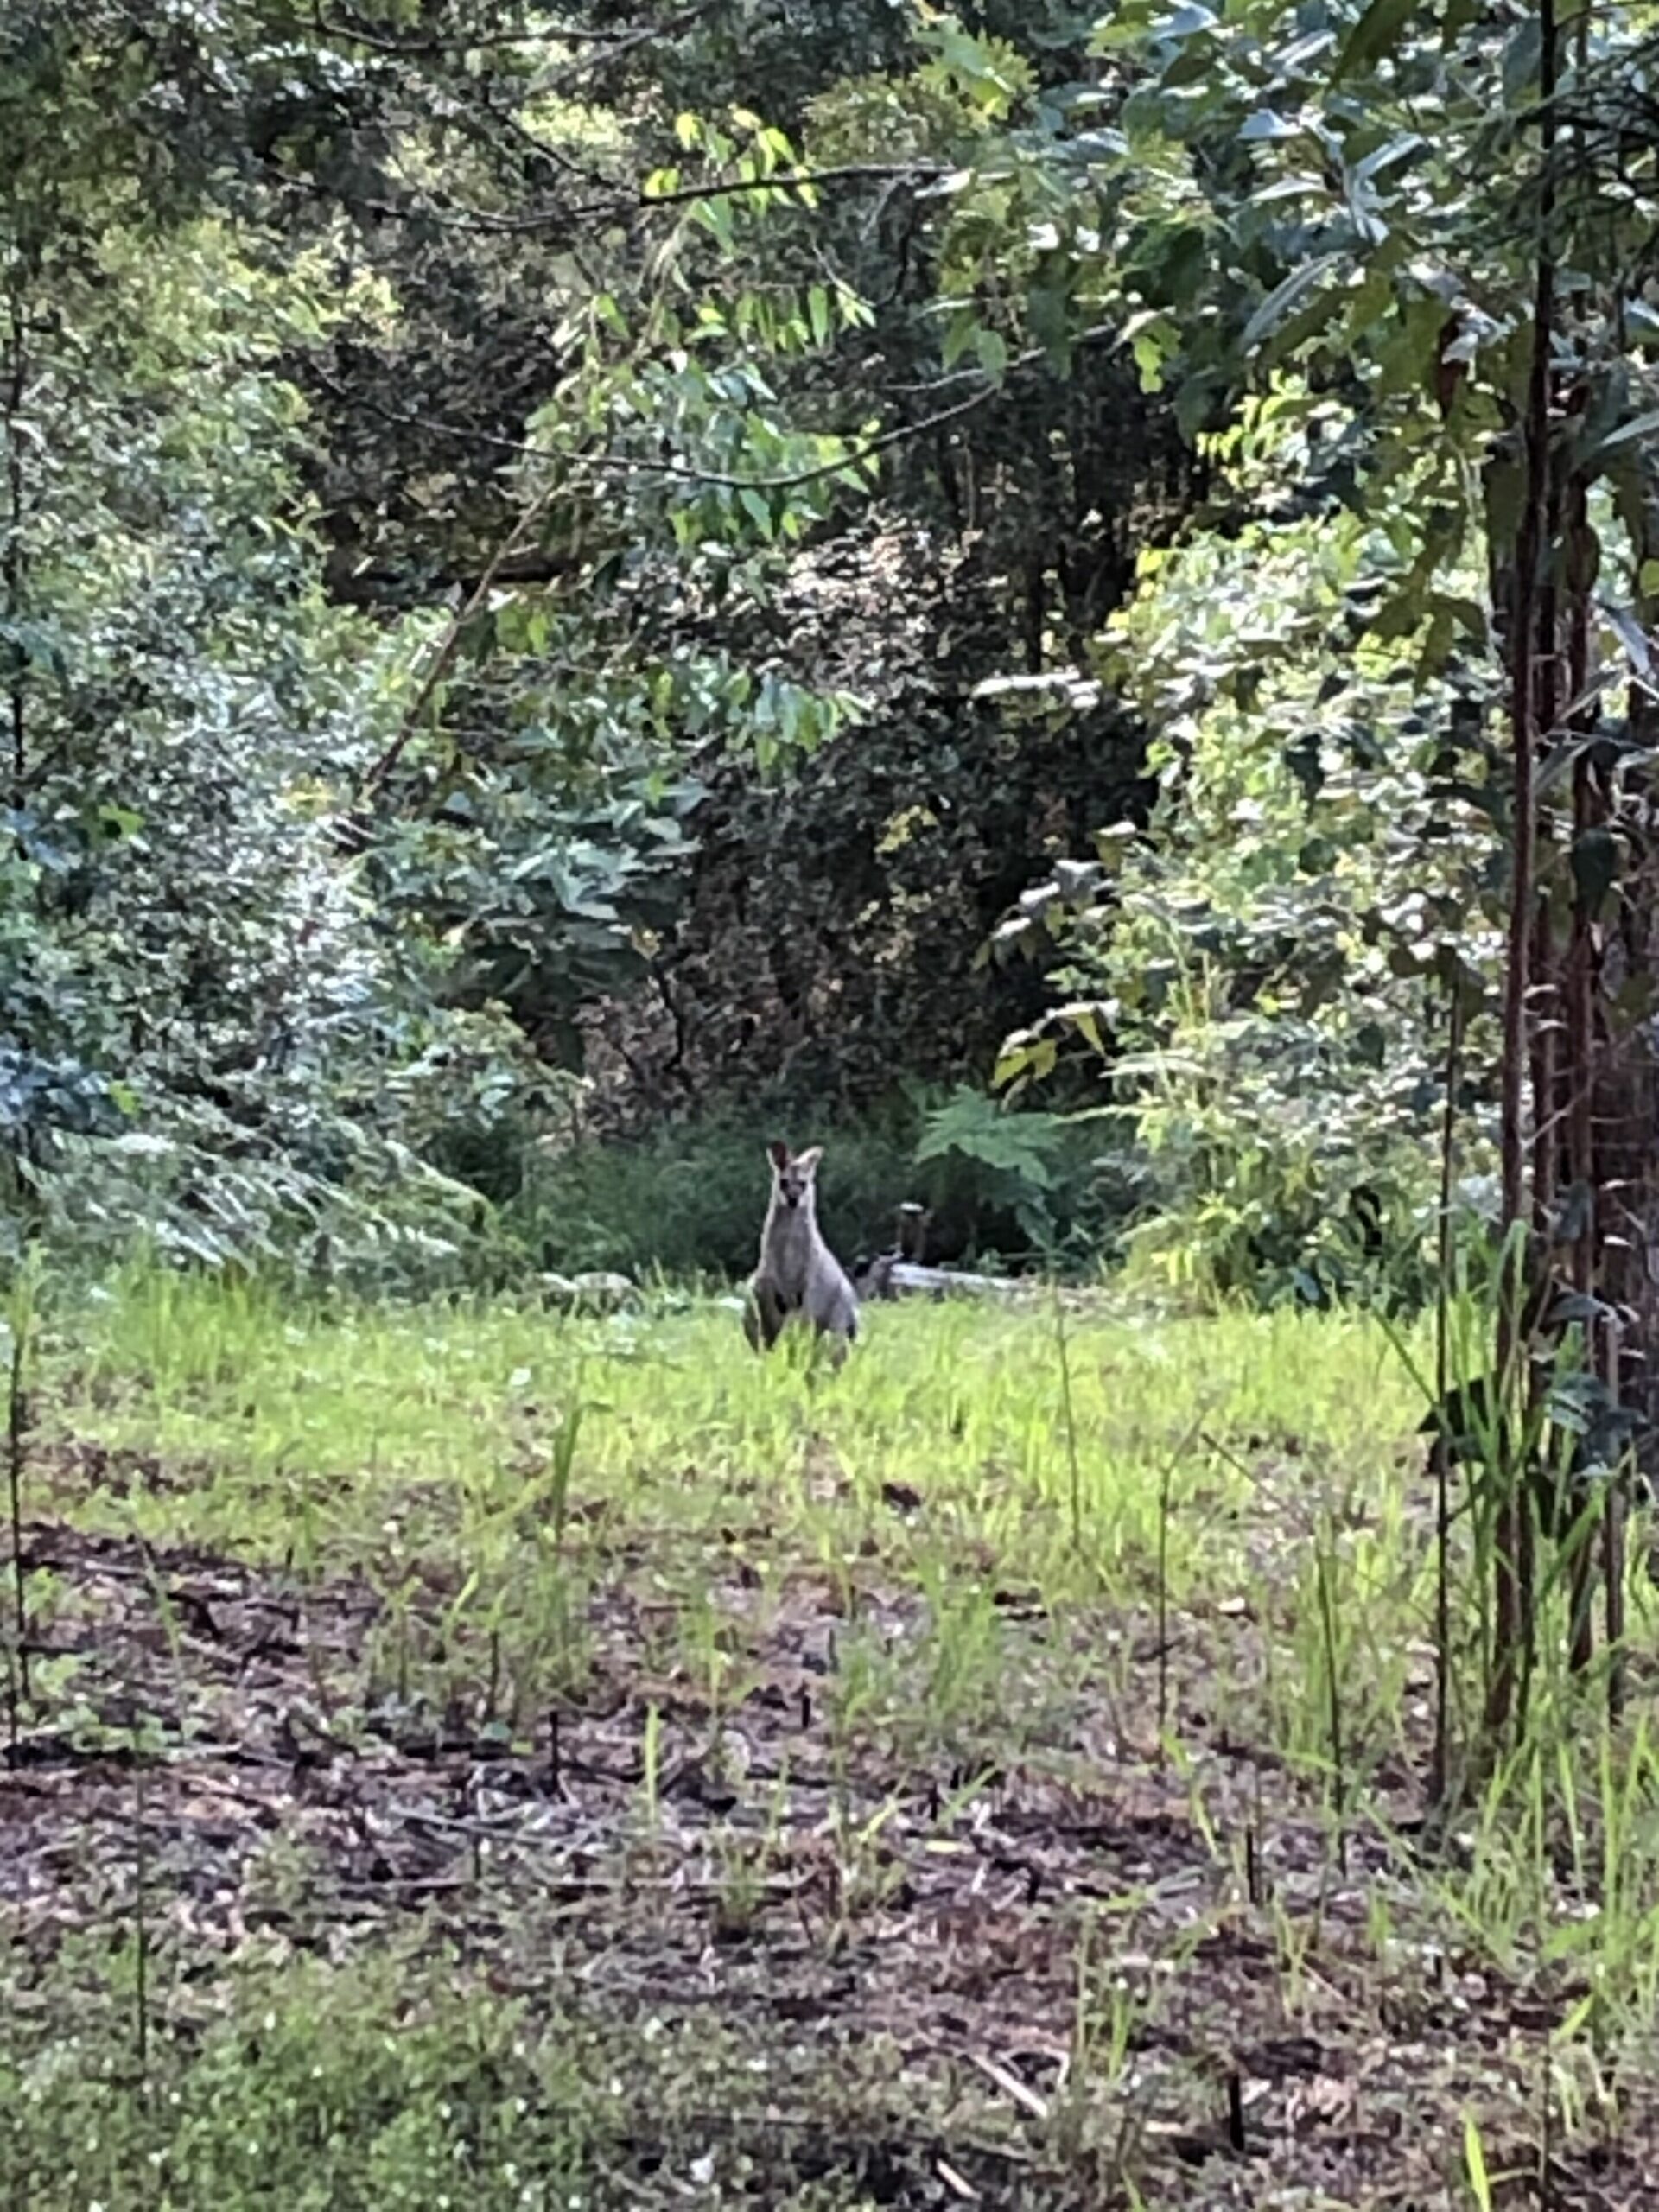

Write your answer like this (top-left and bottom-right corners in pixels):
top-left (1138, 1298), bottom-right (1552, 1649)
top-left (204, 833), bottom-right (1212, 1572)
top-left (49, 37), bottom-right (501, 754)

top-left (1431, 989), bottom-right (1463, 1805)
top-left (1487, 0), bottom-right (1557, 1741)
top-left (3, 264), bottom-right (31, 1234)
top-left (4, 269), bottom-right (25, 827)
top-left (1605, 1313), bottom-right (1626, 1719)
top-left (1563, 460), bottom-right (1598, 1673)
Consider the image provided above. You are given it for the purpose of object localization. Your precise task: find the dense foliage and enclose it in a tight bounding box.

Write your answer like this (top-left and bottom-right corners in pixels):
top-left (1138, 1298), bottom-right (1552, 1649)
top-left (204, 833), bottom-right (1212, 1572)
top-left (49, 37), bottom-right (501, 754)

top-left (6, 0), bottom-right (1659, 1335)
top-left (2, 2), bottom-right (1198, 1279)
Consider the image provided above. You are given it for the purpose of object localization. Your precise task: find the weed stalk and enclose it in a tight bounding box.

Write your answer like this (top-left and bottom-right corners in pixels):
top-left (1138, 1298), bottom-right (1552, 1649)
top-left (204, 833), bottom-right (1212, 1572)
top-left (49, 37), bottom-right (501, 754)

top-left (1052, 1287), bottom-right (1083, 1554)
top-left (1431, 988), bottom-right (1462, 1803)
top-left (1313, 1513), bottom-right (1347, 1876)
top-left (5, 1261), bottom-right (33, 1714)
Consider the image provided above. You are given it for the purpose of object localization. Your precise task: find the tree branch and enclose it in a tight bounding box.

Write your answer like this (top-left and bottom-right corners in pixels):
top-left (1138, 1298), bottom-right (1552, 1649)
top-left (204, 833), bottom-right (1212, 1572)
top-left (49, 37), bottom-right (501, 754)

top-left (311, 325), bottom-right (1111, 505)
top-left (350, 480), bottom-right (560, 810)
top-left (270, 156), bottom-right (946, 238)
top-left (315, 2), bottom-right (711, 70)
top-left (315, 10), bottom-right (601, 55)
top-left (636, 163), bottom-right (947, 210)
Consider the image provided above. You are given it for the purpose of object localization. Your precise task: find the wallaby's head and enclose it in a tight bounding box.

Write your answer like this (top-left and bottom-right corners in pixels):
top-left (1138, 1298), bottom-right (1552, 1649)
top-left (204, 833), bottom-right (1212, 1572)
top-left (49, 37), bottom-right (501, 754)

top-left (766, 1140), bottom-right (822, 1213)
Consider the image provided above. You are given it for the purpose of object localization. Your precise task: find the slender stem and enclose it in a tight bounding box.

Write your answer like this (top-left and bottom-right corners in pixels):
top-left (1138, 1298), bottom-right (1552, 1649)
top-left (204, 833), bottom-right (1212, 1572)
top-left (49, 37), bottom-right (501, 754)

top-left (4, 270), bottom-right (24, 818)
top-left (1315, 1518), bottom-right (1347, 1875)
top-left (1605, 1317), bottom-right (1626, 1721)
top-left (1488, 0), bottom-right (1557, 1743)
top-left (1431, 990), bottom-right (1462, 1805)
top-left (6, 1318), bottom-right (28, 1709)
top-left (352, 478), bottom-right (559, 812)
top-left (1564, 454), bottom-right (1599, 1675)
top-left (134, 1734), bottom-right (150, 2080)
top-left (1053, 1287), bottom-right (1083, 1554)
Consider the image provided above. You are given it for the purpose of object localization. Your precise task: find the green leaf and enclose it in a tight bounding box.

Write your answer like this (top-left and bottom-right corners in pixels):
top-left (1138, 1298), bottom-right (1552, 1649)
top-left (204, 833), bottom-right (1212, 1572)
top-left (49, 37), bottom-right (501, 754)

top-left (1027, 279), bottom-right (1072, 366)
top-left (1501, 16), bottom-right (1542, 104)
top-left (1159, 3), bottom-right (1217, 35)
top-left (1238, 110), bottom-right (1298, 141)
top-left (1332, 0), bottom-right (1420, 80)
top-left (1462, 2113), bottom-right (1493, 2212)
top-left (1484, 458), bottom-right (1526, 554)
top-left (1241, 255), bottom-right (1341, 353)
top-left (1251, 175), bottom-right (1331, 204)
top-left (974, 326), bottom-right (1009, 380)
top-left (1132, 328), bottom-right (1166, 391)
top-left (1607, 604), bottom-right (1653, 678)
top-left (807, 283), bottom-right (832, 347)
top-left (1353, 131), bottom-right (1426, 181)
top-left (942, 311), bottom-right (977, 371)
top-left (1069, 1004), bottom-right (1106, 1053)
top-left (1572, 826), bottom-right (1619, 912)
top-left (1586, 410), bottom-right (1659, 464)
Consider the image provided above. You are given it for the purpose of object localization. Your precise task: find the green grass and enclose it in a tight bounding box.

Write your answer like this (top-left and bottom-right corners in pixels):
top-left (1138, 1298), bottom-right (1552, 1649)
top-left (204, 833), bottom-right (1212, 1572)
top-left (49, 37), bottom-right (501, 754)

top-left (54, 1266), bottom-right (1416, 1562)
top-left (0, 1938), bottom-right (945, 2211)
top-left (9, 1268), bottom-right (1659, 2207)
top-left (42, 1273), bottom-right (1425, 1754)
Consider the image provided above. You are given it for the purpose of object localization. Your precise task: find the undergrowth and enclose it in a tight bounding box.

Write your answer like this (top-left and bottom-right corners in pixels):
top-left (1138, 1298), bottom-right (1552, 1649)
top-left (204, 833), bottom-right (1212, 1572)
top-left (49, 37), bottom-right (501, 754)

top-left (6, 1270), bottom-right (1659, 2207)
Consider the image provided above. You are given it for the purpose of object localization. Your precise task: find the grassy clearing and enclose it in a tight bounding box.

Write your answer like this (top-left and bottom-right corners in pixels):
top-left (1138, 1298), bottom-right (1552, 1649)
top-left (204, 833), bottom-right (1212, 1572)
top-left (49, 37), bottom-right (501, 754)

top-left (7, 1272), bottom-right (1659, 2206)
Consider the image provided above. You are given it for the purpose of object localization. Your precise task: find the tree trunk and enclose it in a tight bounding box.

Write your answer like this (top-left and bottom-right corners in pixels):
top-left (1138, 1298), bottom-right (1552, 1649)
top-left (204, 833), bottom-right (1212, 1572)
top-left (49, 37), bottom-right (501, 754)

top-left (1486, 0), bottom-right (1557, 1742)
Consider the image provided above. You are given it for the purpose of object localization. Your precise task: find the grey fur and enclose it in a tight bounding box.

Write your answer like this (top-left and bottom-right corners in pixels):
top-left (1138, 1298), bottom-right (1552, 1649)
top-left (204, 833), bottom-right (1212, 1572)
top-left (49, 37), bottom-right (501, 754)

top-left (743, 1141), bottom-right (859, 1364)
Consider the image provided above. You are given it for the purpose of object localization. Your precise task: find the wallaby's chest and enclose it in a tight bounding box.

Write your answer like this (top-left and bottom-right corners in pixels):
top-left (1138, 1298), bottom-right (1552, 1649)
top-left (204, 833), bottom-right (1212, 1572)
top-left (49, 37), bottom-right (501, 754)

top-left (760, 1208), bottom-right (817, 1296)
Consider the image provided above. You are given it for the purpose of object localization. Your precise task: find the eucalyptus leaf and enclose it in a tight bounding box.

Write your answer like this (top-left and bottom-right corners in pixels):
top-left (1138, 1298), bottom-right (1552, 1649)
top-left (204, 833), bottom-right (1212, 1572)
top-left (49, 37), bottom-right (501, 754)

top-left (1241, 254), bottom-right (1342, 353)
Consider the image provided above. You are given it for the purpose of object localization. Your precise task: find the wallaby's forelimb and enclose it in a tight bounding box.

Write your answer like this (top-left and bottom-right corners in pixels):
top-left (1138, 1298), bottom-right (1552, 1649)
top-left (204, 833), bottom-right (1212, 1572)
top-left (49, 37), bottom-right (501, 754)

top-left (743, 1277), bottom-right (788, 1353)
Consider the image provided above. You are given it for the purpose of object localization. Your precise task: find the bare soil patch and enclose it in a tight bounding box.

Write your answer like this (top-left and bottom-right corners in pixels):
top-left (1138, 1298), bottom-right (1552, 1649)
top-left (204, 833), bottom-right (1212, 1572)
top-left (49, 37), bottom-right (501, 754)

top-left (5, 1502), bottom-right (1655, 2209)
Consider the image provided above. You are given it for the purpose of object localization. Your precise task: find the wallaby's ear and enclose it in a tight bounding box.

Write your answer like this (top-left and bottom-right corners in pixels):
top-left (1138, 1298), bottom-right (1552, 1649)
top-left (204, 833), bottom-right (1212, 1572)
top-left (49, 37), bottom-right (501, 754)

top-left (766, 1140), bottom-right (791, 1171)
top-left (796, 1146), bottom-right (823, 1176)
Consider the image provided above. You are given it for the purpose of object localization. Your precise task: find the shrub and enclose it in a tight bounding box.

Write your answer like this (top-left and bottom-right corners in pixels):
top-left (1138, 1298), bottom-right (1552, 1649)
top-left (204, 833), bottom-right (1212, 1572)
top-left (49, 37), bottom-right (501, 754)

top-left (503, 1089), bottom-right (1135, 1281)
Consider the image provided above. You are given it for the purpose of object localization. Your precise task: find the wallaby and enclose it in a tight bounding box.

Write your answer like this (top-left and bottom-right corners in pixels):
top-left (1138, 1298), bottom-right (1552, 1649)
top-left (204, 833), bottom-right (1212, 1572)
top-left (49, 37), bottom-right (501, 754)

top-left (744, 1141), bottom-right (859, 1365)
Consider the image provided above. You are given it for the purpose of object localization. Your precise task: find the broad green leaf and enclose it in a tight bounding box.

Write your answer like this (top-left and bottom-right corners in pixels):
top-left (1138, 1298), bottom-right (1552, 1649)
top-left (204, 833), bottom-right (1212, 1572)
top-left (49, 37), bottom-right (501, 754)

top-left (974, 326), bottom-right (1009, 380)
top-left (1586, 409), bottom-right (1659, 464)
top-left (1251, 174), bottom-right (1331, 203)
top-left (1132, 328), bottom-right (1166, 391)
top-left (1501, 16), bottom-right (1542, 104)
top-left (1333, 0), bottom-right (1420, 80)
top-left (1157, 3), bottom-right (1217, 36)
top-left (1353, 131), bottom-right (1425, 181)
top-left (942, 310), bottom-right (977, 370)
top-left (1241, 255), bottom-right (1341, 353)
top-left (1606, 604), bottom-right (1653, 678)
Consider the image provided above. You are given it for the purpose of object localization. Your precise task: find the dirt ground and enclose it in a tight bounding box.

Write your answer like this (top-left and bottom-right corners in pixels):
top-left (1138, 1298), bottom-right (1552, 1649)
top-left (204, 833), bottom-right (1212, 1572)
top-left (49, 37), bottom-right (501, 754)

top-left (5, 1491), bottom-right (1655, 2211)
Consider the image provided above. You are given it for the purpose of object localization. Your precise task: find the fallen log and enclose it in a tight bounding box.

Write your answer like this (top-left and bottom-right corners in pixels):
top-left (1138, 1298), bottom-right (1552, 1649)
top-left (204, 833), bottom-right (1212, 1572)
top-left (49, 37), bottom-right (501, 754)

top-left (861, 1258), bottom-right (1023, 1300)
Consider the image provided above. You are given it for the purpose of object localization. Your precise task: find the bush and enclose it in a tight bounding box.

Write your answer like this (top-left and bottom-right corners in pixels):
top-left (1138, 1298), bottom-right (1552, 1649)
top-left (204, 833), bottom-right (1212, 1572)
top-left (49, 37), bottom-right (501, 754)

top-left (502, 1089), bottom-right (1135, 1281)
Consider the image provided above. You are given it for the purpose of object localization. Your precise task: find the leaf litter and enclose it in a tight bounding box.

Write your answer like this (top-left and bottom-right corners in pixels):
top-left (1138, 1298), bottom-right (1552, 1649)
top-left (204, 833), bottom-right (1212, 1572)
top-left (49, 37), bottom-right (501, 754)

top-left (5, 1465), bottom-right (1658, 2212)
